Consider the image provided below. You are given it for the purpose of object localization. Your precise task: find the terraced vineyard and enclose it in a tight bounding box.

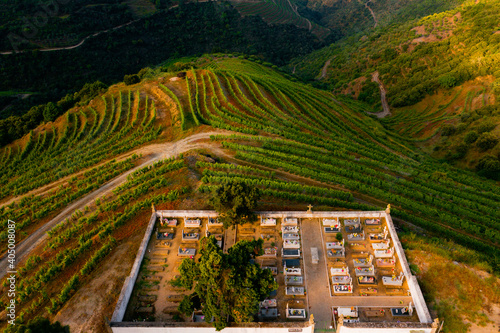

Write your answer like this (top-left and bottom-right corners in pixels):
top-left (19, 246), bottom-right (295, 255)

top-left (0, 89), bottom-right (164, 257)
top-left (184, 59), bottom-right (500, 268)
top-left (0, 57), bottom-right (498, 328)
top-left (0, 157), bottom-right (190, 324)
top-left (0, 90), bottom-right (161, 200)
top-left (380, 83), bottom-right (494, 142)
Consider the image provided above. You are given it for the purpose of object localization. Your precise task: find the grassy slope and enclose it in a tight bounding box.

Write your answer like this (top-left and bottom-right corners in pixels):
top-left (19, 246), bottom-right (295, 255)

top-left (0, 57), bottom-right (498, 331)
top-left (401, 231), bottom-right (500, 333)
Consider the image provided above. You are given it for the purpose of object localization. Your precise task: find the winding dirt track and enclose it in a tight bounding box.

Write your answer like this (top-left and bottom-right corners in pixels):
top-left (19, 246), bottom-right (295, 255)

top-left (0, 19), bottom-right (140, 55)
top-left (368, 71), bottom-right (391, 118)
top-left (365, 0), bottom-right (378, 28)
top-left (0, 130), bottom-right (229, 280)
top-left (286, 0), bottom-right (312, 31)
top-left (319, 59), bottom-right (331, 80)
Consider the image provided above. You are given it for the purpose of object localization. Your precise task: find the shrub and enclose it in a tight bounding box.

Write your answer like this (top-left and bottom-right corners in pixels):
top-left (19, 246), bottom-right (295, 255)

top-left (124, 74), bottom-right (140, 85)
top-left (138, 67), bottom-right (154, 79)
top-left (476, 155), bottom-right (500, 180)
top-left (169, 62), bottom-right (192, 72)
top-left (476, 133), bottom-right (498, 151)
top-left (438, 74), bottom-right (457, 88)
top-left (464, 131), bottom-right (479, 144)
top-left (456, 123), bottom-right (467, 133)
top-left (477, 121), bottom-right (496, 134)
top-left (441, 124), bottom-right (456, 136)
top-left (43, 102), bottom-right (61, 122)
top-left (455, 143), bottom-right (468, 159)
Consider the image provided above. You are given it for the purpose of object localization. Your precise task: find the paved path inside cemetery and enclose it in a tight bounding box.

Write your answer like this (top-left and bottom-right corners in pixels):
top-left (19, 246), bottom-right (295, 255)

top-left (302, 218), bottom-right (334, 330)
top-left (301, 218), bottom-right (413, 330)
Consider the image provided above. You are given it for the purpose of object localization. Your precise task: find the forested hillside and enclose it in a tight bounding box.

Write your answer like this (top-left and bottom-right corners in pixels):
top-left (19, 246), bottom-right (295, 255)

top-left (290, 0), bottom-right (500, 174)
top-left (297, 0), bottom-right (466, 39)
top-left (0, 2), bottom-right (321, 146)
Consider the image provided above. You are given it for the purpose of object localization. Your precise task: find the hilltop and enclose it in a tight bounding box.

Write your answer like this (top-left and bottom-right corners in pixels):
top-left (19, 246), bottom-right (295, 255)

top-left (0, 57), bottom-right (498, 332)
top-left (0, 1), bottom-right (321, 145)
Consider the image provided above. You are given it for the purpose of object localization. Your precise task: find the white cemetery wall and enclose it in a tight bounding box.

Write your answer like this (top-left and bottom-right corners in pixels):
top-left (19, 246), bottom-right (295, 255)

top-left (384, 213), bottom-right (432, 324)
top-left (110, 326), bottom-right (314, 333)
top-left (338, 327), bottom-right (432, 333)
top-left (111, 211), bottom-right (158, 322)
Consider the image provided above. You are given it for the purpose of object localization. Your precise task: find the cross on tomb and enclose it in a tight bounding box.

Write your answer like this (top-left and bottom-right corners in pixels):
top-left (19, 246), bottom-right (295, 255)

top-left (307, 204), bottom-right (313, 213)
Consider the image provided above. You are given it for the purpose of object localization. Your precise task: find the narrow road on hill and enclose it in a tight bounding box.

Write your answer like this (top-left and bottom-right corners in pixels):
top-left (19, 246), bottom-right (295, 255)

top-left (0, 19), bottom-right (140, 55)
top-left (319, 59), bottom-right (331, 79)
top-left (357, 0), bottom-right (377, 28)
top-left (0, 130), bottom-right (229, 280)
top-left (365, 0), bottom-right (378, 28)
top-left (368, 71), bottom-right (391, 118)
top-left (286, 0), bottom-right (312, 31)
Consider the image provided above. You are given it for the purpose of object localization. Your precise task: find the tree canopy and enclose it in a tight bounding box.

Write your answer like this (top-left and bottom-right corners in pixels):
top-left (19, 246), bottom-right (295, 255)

top-left (177, 236), bottom-right (277, 331)
top-left (209, 180), bottom-right (260, 229)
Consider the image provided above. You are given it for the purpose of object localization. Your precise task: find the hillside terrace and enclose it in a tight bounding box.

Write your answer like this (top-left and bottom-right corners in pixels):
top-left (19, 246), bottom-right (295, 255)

top-left (110, 208), bottom-right (434, 333)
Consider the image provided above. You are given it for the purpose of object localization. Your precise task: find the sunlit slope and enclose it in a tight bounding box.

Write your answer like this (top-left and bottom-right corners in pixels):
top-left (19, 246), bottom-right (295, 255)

top-left (0, 90), bottom-right (161, 199)
top-left (183, 59), bottom-right (499, 267)
top-left (290, 0), bottom-right (500, 169)
top-left (1, 57), bottom-right (499, 271)
top-left (0, 58), bottom-right (499, 328)
top-left (292, 0), bottom-right (500, 98)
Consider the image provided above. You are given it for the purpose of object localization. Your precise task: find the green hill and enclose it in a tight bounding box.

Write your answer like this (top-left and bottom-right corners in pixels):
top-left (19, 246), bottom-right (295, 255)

top-left (0, 2), bottom-right (322, 147)
top-left (290, 0), bottom-right (500, 172)
top-left (287, 0), bottom-right (467, 40)
top-left (0, 56), bottom-right (498, 331)
top-left (230, 0), bottom-right (330, 39)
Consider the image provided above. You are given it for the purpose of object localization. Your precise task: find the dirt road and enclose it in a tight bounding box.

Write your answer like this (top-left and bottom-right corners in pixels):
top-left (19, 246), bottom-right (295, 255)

top-left (286, 0), bottom-right (312, 31)
top-left (0, 130), bottom-right (228, 280)
top-left (0, 20), bottom-right (140, 55)
top-left (368, 71), bottom-right (391, 118)
top-left (365, 0), bottom-right (378, 28)
top-left (319, 59), bottom-right (331, 79)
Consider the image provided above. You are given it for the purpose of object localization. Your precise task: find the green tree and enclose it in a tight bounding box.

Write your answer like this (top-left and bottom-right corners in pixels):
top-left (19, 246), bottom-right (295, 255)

top-left (476, 133), bottom-right (498, 151)
top-left (464, 131), bottom-right (479, 144)
top-left (209, 180), bottom-right (260, 229)
top-left (123, 74), bottom-right (140, 85)
top-left (438, 74), bottom-right (457, 88)
top-left (178, 293), bottom-right (201, 316)
top-left (441, 124), bottom-right (456, 136)
top-left (178, 236), bottom-right (277, 331)
top-left (477, 121), bottom-right (496, 134)
top-left (476, 155), bottom-right (500, 180)
top-left (43, 102), bottom-right (61, 122)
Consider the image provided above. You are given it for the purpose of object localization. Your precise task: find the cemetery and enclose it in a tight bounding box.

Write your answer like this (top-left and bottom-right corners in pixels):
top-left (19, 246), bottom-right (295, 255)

top-left (109, 209), bottom-right (437, 333)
